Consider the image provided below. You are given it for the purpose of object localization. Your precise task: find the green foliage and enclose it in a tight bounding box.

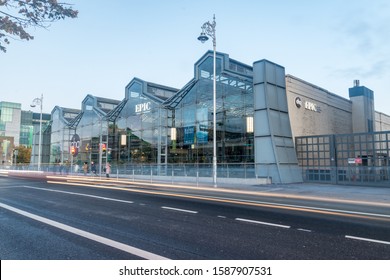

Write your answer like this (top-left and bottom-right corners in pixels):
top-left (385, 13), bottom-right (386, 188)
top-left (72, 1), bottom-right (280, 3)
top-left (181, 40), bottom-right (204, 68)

top-left (0, 0), bottom-right (78, 52)
top-left (14, 145), bottom-right (31, 163)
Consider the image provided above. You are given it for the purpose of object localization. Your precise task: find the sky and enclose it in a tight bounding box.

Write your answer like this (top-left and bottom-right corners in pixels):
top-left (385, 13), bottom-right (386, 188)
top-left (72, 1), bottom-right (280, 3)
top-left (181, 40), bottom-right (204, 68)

top-left (1, 0), bottom-right (389, 115)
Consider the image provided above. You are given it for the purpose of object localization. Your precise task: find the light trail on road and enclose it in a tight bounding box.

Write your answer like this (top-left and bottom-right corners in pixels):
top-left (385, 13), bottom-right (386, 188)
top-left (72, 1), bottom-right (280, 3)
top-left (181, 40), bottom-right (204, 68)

top-left (43, 179), bottom-right (390, 222)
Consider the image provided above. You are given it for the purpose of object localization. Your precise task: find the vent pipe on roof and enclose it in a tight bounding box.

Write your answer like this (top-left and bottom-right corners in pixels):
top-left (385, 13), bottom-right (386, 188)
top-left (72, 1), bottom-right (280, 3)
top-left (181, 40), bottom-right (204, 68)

top-left (353, 79), bottom-right (360, 87)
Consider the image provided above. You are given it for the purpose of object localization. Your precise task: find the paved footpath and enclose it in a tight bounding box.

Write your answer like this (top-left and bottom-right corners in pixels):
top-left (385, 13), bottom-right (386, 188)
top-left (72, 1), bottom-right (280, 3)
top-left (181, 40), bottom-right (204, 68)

top-left (213, 182), bottom-right (390, 204)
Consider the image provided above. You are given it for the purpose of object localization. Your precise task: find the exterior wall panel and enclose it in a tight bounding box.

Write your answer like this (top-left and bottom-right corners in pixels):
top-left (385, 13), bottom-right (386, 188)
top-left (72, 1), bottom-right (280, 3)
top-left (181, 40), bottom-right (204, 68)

top-left (375, 112), bottom-right (390, 132)
top-left (253, 60), bottom-right (302, 183)
top-left (286, 75), bottom-right (353, 139)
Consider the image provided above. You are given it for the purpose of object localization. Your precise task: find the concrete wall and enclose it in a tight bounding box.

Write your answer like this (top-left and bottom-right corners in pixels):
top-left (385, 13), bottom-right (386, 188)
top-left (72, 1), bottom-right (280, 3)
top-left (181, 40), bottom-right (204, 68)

top-left (375, 111), bottom-right (390, 131)
top-left (286, 75), bottom-right (353, 138)
top-left (349, 84), bottom-right (375, 133)
top-left (253, 61), bottom-right (302, 183)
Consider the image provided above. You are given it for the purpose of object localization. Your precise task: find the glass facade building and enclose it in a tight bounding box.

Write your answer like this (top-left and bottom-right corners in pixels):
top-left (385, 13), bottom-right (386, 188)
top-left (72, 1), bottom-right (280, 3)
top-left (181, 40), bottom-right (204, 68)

top-left (0, 102), bottom-right (21, 165)
top-left (0, 101), bottom-right (21, 145)
top-left (0, 101), bottom-right (50, 166)
top-left (71, 95), bottom-right (120, 168)
top-left (50, 106), bottom-right (81, 164)
top-left (165, 52), bottom-right (254, 164)
top-left (101, 52), bottom-right (255, 176)
top-left (40, 51), bottom-right (390, 184)
top-left (50, 96), bottom-right (121, 171)
top-left (44, 51), bottom-right (299, 182)
top-left (19, 111), bottom-right (34, 147)
top-left (3, 51), bottom-right (389, 185)
top-left (50, 97), bottom-right (121, 166)
top-left (29, 112), bottom-right (51, 167)
top-left (106, 78), bottom-right (177, 167)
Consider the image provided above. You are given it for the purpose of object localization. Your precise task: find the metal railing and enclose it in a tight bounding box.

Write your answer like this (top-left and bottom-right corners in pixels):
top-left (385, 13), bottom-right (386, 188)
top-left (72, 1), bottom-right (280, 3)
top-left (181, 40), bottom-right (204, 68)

top-left (2, 162), bottom-right (256, 178)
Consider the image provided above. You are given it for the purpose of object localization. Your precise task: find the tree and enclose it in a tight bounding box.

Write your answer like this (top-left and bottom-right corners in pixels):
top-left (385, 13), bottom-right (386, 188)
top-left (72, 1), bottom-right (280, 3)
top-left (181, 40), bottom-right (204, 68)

top-left (14, 145), bottom-right (31, 164)
top-left (0, 0), bottom-right (78, 52)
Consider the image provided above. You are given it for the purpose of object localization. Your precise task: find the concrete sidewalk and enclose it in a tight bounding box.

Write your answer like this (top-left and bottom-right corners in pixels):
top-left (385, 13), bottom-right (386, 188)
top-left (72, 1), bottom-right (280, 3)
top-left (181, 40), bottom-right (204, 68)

top-left (233, 183), bottom-right (390, 204)
top-left (113, 173), bottom-right (390, 204)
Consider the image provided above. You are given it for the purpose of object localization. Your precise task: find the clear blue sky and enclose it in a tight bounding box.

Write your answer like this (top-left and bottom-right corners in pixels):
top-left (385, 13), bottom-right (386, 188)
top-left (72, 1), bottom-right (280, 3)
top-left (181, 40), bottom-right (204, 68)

top-left (1, 0), bottom-right (389, 115)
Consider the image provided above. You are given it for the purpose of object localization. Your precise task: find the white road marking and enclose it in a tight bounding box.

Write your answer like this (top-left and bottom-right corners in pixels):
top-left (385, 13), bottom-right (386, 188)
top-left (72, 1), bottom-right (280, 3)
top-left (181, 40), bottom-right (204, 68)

top-left (0, 202), bottom-right (169, 260)
top-left (297, 228), bottom-right (312, 233)
top-left (47, 178), bottom-right (390, 220)
top-left (235, 218), bottom-right (291, 229)
top-left (345, 235), bottom-right (390, 245)
top-left (217, 215), bottom-right (227, 219)
top-left (161, 206), bottom-right (198, 214)
top-left (22, 186), bottom-right (134, 204)
top-left (225, 197), bottom-right (390, 219)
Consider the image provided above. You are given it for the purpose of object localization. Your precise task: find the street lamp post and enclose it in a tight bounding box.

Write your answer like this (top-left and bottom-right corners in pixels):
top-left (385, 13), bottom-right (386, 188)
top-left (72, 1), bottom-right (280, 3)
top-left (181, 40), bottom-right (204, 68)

top-left (198, 14), bottom-right (217, 187)
top-left (31, 94), bottom-right (43, 171)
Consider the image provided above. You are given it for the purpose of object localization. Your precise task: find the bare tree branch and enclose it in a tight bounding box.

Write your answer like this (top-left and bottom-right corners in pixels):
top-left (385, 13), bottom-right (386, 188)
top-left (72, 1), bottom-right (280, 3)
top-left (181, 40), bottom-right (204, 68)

top-left (0, 0), bottom-right (78, 52)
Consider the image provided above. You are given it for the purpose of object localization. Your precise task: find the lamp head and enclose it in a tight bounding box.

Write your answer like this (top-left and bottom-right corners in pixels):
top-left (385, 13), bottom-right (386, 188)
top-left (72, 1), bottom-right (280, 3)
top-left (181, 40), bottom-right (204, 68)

top-left (197, 32), bottom-right (209, 43)
top-left (30, 96), bottom-right (42, 107)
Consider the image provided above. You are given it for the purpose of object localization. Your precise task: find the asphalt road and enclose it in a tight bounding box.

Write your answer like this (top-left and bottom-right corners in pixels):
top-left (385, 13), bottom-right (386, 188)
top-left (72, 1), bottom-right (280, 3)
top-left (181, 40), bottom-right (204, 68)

top-left (0, 174), bottom-right (389, 259)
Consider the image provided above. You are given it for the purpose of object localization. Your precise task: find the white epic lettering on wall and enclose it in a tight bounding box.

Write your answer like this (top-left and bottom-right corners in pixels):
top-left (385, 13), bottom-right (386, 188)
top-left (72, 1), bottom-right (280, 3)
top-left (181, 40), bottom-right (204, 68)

top-left (304, 101), bottom-right (321, 112)
top-left (135, 102), bottom-right (151, 113)
top-left (295, 96), bottom-right (321, 113)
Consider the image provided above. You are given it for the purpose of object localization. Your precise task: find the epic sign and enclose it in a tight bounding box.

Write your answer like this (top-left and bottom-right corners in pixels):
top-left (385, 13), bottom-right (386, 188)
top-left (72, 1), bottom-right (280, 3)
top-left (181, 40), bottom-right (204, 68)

top-left (135, 102), bottom-right (151, 114)
top-left (295, 97), bottom-right (321, 113)
top-left (304, 101), bottom-right (320, 112)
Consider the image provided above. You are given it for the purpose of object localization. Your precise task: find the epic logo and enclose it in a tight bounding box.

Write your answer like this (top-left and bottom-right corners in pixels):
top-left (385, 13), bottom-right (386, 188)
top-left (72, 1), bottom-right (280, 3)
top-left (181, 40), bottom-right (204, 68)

top-left (135, 102), bottom-right (151, 113)
top-left (295, 97), bottom-right (302, 108)
top-left (305, 101), bottom-right (320, 112)
top-left (295, 96), bottom-right (321, 113)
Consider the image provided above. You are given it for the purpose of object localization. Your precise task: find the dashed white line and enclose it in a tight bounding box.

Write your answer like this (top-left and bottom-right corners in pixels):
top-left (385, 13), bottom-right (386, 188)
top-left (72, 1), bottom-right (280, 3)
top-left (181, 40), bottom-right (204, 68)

top-left (345, 235), bottom-right (390, 245)
top-left (161, 206), bottom-right (198, 214)
top-left (18, 186), bottom-right (389, 248)
top-left (297, 228), bottom-right (312, 233)
top-left (0, 202), bottom-right (169, 260)
top-left (235, 218), bottom-right (291, 229)
top-left (22, 186), bottom-right (134, 204)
